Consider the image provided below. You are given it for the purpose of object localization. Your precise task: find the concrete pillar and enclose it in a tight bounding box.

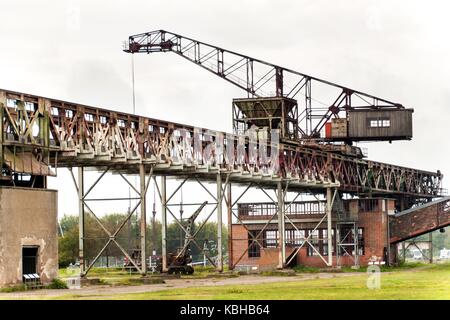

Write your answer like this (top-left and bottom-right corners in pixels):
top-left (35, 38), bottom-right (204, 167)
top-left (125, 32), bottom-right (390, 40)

top-left (139, 164), bottom-right (147, 275)
top-left (227, 182), bottom-right (233, 270)
top-left (161, 175), bottom-right (168, 272)
top-left (402, 241), bottom-right (406, 263)
top-left (277, 182), bottom-right (285, 269)
top-left (326, 188), bottom-right (333, 266)
top-left (429, 232), bottom-right (433, 264)
top-left (216, 173), bottom-right (223, 272)
top-left (78, 167), bottom-right (85, 276)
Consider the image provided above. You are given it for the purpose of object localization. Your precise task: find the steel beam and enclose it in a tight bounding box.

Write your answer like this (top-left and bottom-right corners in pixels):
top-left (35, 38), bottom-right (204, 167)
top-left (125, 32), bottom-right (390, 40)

top-left (277, 181), bottom-right (285, 269)
top-left (217, 173), bottom-right (223, 272)
top-left (227, 182), bottom-right (233, 270)
top-left (161, 175), bottom-right (168, 272)
top-left (78, 167), bottom-right (85, 276)
top-left (429, 232), bottom-right (433, 264)
top-left (139, 163), bottom-right (147, 275)
top-left (326, 187), bottom-right (333, 266)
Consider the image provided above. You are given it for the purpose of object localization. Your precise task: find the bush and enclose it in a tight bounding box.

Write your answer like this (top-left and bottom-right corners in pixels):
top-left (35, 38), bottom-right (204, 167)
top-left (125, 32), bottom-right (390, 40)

top-left (293, 265), bottom-right (321, 273)
top-left (0, 284), bottom-right (27, 292)
top-left (46, 278), bottom-right (68, 289)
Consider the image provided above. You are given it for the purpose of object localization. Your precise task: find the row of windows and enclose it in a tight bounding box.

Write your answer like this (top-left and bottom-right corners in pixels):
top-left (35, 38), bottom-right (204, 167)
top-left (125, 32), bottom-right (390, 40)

top-left (239, 201), bottom-right (326, 216)
top-left (248, 228), bottom-right (365, 258)
top-left (368, 118), bottom-right (390, 128)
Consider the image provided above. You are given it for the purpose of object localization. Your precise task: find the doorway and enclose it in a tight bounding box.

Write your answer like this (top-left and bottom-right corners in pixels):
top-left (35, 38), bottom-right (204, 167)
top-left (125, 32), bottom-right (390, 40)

top-left (22, 246), bottom-right (39, 276)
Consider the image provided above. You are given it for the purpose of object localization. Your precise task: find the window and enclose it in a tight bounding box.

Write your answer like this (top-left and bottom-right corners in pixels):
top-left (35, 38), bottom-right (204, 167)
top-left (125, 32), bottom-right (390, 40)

top-left (248, 231), bottom-right (260, 258)
top-left (117, 119), bottom-right (125, 127)
top-left (159, 127), bottom-right (165, 134)
top-left (323, 229), bottom-right (329, 256)
top-left (359, 199), bottom-right (379, 212)
top-left (307, 229), bottom-right (320, 256)
top-left (65, 109), bottom-right (74, 118)
top-left (100, 116), bottom-right (107, 124)
top-left (358, 228), bottom-right (365, 255)
top-left (84, 113), bottom-right (94, 122)
top-left (264, 230), bottom-right (277, 248)
top-left (368, 118), bottom-right (390, 128)
top-left (51, 107), bottom-right (59, 116)
top-left (6, 98), bottom-right (17, 108)
top-left (25, 102), bottom-right (35, 111)
top-left (285, 229), bottom-right (305, 246)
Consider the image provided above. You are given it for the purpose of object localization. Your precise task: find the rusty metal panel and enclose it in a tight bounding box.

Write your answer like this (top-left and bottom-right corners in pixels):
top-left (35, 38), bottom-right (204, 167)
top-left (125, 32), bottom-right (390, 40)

top-left (330, 118), bottom-right (347, 138)
top-left (3, 148), bottom-right (54, 176)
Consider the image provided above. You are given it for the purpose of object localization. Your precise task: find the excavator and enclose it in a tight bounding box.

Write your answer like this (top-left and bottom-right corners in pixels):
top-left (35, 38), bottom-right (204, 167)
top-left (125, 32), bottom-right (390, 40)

top-left (124, 201), bottom-right (207, 274)
top-left (156, 201), bottom-right (208, 275)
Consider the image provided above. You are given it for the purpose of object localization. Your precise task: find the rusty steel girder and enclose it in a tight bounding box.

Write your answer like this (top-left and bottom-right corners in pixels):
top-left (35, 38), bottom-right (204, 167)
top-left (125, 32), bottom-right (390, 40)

top-left (0, 88), bottom-right (443, 198)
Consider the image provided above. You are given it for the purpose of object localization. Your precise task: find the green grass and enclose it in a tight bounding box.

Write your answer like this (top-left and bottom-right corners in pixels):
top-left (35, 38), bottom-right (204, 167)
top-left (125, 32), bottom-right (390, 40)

top-left (56, 262), bottom-right (450, 300)
top-left (0, 284), bottom-right (27, 293)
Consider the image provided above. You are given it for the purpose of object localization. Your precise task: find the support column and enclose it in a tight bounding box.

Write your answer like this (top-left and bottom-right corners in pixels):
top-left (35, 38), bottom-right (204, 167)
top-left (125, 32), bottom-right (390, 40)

top-left (217, 173), bottom-right (223, 272)
top-left (326, 188), bottom-right (333, 267)
top-left (277, 182), bottom-right (285, 269)
top-left (402, 242), bottom-right (406, 263)
top-left (161, 175), bottom-right (168, 272)
top-left (429, 232), bottom-right (433, 264)
top-left (227, 182), bottom-right (233, 270)
top-left (78, 167), bottom-right (85, 276)
top-left (139, 164), bottom-right (147, 275)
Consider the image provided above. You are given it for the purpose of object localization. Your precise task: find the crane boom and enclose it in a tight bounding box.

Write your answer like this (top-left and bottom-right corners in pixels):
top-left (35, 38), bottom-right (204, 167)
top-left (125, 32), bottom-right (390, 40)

top-left (124, 29), bottom-right (404, 137)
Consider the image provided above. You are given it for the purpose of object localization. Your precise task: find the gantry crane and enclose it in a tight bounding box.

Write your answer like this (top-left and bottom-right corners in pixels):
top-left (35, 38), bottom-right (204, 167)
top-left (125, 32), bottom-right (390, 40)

top-left (124, 29), bottom-right (413, 158)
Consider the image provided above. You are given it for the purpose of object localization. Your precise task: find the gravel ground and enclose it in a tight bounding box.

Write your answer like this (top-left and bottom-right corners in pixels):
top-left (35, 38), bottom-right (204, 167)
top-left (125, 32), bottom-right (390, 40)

top-left (0, 272), bottom-right (360, 300)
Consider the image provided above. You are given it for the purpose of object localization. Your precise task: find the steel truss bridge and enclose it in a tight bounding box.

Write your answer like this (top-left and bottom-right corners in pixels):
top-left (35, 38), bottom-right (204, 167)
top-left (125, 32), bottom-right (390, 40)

top-left (0, 87), bottom-right (444, 275)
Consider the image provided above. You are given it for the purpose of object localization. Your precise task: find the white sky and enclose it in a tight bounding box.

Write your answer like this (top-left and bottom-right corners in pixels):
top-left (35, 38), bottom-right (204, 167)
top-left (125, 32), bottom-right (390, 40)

top-left (1, 0), bottom-right (449, 220)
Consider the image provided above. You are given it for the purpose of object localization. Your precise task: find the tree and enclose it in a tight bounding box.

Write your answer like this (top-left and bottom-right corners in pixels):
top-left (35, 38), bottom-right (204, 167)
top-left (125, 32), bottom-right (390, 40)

top-left (58, 213), bottom-right (228, 267)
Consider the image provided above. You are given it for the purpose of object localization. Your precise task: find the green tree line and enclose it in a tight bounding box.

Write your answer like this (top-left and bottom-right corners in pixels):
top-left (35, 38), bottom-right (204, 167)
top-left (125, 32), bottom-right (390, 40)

top-left (58, 213), bottom-right (228, 267)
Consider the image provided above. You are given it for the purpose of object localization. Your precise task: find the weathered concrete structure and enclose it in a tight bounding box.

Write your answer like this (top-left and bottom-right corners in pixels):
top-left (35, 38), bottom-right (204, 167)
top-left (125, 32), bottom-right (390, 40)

top-left (0, 187), bottom-right (58, 286)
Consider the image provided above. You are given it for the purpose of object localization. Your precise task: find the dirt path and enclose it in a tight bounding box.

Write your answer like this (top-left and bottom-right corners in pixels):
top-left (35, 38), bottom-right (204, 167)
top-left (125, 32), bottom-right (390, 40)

top-left (0, 272), bottom-right (361, 300)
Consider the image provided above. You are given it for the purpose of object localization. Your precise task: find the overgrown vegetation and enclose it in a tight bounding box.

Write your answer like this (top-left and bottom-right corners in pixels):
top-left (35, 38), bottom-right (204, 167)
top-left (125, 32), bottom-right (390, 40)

top-left (0, 284), bottom-right (27, 293)
top-left (58, 214), bottom-right (228, 268)
top-left (0, 278), bottom-right (68, 293)
top-left (56, 262), bottom-right (450, 300)
top-left (46, 278), bottom-right (68, 289)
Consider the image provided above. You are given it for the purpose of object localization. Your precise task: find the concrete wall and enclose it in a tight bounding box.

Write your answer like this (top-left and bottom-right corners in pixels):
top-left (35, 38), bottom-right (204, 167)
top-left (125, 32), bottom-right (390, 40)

top-left (0, 187), bottom-right (58, 286)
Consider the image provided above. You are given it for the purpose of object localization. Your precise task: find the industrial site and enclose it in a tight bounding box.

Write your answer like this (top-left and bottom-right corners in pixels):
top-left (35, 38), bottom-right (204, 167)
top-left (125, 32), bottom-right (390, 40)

top-left (0, 1), bottom-right (449, 303)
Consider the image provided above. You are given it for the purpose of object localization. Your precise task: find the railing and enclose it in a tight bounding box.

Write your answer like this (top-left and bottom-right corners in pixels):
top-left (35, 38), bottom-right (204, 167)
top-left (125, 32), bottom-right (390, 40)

top-left (238, 201), bottom-right (326, 217)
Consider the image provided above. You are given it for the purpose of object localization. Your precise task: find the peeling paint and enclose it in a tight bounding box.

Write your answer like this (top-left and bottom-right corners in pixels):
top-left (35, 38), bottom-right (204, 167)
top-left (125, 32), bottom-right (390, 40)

top-left (0, 187), bottom-right (58, 286)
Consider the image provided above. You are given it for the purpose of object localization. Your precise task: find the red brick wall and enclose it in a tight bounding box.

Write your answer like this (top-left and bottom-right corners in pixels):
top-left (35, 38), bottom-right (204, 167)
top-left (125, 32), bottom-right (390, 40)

top-left (231, 199), bottom-right (393, 268)
top-left (390, 199), bottom-right (450, 243)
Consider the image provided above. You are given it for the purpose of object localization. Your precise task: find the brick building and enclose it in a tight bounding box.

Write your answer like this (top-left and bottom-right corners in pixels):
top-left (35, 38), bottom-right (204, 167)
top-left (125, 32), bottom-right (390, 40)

top-left (231, 197), bottom-right (396, 270)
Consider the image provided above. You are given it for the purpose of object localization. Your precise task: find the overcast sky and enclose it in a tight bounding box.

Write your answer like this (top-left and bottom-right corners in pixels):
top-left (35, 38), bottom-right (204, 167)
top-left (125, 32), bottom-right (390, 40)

top-left (1, 0), bottom-right (449, 220)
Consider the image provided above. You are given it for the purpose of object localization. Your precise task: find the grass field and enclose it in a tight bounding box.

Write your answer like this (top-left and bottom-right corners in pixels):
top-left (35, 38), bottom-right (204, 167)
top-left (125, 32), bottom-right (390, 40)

top-left (51, 262), bottom-right (450, 300)
top-left (2, 263), bottom-right (448, 299)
